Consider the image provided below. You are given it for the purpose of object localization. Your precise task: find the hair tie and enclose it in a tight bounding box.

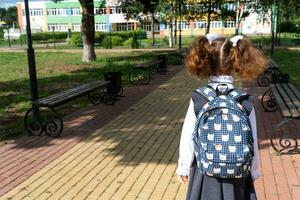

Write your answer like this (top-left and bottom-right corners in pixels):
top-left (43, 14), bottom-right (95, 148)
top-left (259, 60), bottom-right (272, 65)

top-left (230, 35), bottom-right (243, 47)
top-left (206, 33), bottom-right (220, 45)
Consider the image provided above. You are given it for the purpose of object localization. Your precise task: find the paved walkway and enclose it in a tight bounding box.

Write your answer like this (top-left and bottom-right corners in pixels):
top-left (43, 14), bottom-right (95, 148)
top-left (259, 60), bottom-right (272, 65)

top-left (0, 67), bottom-right (300, 199)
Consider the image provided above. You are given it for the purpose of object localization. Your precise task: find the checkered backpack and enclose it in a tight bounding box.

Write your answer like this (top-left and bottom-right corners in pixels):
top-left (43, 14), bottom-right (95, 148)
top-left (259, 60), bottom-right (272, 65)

top-left (193, 85), bottom-right (254, 178)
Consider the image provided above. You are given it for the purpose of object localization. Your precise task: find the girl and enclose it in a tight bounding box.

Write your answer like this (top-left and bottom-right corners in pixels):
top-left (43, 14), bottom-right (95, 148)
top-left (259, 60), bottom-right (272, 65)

top-left (176, 35), bottom-right (267, 200)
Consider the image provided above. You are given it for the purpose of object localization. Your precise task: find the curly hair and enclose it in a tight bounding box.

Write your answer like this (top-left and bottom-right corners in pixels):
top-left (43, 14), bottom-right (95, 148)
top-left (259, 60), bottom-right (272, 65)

top-left (185, 36), bottom-right (267, 80)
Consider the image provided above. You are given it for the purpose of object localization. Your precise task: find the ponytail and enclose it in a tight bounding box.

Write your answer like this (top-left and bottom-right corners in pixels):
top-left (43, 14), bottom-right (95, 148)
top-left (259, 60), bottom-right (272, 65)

top-left (230, 39), bottom-right (267, 80)
top-left (185, 36), bottom-right (211, 79)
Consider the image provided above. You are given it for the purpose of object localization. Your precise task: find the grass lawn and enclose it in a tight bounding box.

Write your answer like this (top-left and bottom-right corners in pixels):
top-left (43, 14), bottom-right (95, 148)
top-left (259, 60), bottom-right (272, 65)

top-left (270, 50), bottom-right (300, 85)
top-left (0, 50), bottom-right (177, 141)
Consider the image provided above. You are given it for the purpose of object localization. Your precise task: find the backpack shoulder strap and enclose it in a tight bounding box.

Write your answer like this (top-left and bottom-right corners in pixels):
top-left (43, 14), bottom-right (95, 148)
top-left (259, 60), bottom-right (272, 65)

top-left (192, 85), bottom-right (217, 116)
top-left (191, 90), bottom-right (207, 116)
top-left (229, 89), bottom-right (254, 115)
top-left (195, 85), bottom-right (217, 101)
top-left (240, 95), bottom-right (255, 115)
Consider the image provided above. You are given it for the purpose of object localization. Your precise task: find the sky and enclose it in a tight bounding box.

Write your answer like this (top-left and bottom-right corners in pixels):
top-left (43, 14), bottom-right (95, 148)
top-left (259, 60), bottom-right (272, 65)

top-left (0, 0), bottom-right (48, 8)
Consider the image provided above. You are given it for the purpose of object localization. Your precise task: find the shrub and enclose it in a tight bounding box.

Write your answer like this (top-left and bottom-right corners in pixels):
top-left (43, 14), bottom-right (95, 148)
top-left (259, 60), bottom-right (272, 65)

top-left (123, 38), bottom-right (133, 48)
top-left (31, 32), bottom-right (68, 41)
top-left (102, 35), bottom-right (123, 48)
top-left (95, 31), bottom-right (106, 44)
top-left (69, 32), bottom-right (82, 46)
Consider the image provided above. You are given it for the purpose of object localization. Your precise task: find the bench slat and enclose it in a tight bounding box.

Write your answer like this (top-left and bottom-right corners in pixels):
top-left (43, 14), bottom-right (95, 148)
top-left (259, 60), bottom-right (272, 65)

top-left (286, 84), bottom-right (300, 114)
top-left (38, 84), bottom-right (95, 104)
top-left (270, 84), bottom-right (291, 117)
top-left (35, 80), bottom-right (109, 107)
top-left (134, 59), bottom-right (163, 68)
top-left (37, 82), bottom-right (104, 104)
top-left (288, 84), bottom-right (300, 101)
top-left (280, 84), bottom-right (300, 117)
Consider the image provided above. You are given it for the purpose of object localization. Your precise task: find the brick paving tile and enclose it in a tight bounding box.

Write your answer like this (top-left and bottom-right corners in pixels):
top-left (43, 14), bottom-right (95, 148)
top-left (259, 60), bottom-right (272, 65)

top-left (1, 69), bottom-right (300, 200)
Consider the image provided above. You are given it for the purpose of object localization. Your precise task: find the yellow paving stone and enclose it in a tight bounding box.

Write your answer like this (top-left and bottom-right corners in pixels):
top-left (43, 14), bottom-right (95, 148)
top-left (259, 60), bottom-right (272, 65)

top-left (76, 101), bottom-right (173, 199)
top-left (89, 111), bottom-right (179, 198)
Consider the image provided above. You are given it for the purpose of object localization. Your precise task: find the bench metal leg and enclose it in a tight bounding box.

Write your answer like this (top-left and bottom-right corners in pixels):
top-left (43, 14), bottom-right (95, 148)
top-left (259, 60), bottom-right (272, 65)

top-left (24, 107), bottom-right (63, 138)
top-left (88, 92), bottom-right (103, 105)
top-left (261, 88), bottom-right (278, 112)
top-left (129, 68), bottom-right (150, 85)
top-left (24, 108), bottom-right (43, 136)
top-left (88, 85), bottom-right (117, 106)
top-left (44, 107), bottom-right (63, 138)
top-left (257, 73), bottom-right (271, 87)
top-left (271, 118), bottom-right (300, 154)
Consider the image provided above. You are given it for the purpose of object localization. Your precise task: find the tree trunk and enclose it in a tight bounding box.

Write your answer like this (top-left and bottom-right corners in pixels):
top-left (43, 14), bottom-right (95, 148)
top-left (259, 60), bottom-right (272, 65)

top-left (79, 0), bottom-right (96, 62)
top-left (174, 0), bottom-right (177, 45)
top-left (205, 1), bottom-right (212, 34)
top-left (151, 13), bottom-right (155, 46)
top-left (169, 22), bottom-right (173, 48)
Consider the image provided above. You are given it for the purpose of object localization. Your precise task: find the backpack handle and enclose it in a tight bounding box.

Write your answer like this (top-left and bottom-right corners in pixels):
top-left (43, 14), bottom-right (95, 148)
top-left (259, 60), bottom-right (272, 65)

top-left (216, 84), bottom-right (230, 96)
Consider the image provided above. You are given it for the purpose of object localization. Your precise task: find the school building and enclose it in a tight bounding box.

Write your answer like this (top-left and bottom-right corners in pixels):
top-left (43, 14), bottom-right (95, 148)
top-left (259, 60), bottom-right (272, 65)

top-left (16, 0), bottom-right (271, 36)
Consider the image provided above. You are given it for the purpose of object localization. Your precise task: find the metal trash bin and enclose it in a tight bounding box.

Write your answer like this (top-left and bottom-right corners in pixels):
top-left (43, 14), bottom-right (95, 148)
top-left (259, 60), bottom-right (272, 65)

top-left (104, 72), bottom-right (123, 96)
top-left (157, 54), bottom-right (168, 73)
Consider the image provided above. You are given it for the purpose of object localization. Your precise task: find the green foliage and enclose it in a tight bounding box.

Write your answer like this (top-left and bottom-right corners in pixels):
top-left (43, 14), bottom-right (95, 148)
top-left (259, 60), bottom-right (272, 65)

top-left (0, 6), bottom-right (17, 27)
top-left (122, 38), bottom-right (133, 48)
top-left (279, 21), bottom-right (298, 33)
top-left (102, 35), bottom-right (123, 48)
top-left (69, 30), bottom-right (147, 47)
top-left (0, 28), bottom-right (4, 39)
top-left (69, 32), bottom-right (82, 46)
top-left (95, 31), bottom-right (106, 44)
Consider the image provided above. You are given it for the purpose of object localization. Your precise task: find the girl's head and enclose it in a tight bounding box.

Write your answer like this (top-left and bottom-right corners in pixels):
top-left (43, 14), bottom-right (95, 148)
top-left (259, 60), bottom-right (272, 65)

top-left (185, 35), bottom-right (267, 80)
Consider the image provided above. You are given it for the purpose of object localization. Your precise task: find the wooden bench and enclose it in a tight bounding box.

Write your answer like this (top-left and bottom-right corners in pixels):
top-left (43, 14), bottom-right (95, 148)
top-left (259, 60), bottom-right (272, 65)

top-left (129, 56), bottom-right (167, 85)
top-left (261, 76), bottom-right (300, 154)
top-left (257, 59), bottom-right (285, 87)
top-left (24, 80), bottom-right (116, 138)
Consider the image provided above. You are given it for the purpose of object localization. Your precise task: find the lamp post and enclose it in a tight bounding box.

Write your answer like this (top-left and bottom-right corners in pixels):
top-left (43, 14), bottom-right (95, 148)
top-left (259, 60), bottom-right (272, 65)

top-left (24, 0), bottom-right (39, 114)
top-left (178, 0), bottom-right (182, 49)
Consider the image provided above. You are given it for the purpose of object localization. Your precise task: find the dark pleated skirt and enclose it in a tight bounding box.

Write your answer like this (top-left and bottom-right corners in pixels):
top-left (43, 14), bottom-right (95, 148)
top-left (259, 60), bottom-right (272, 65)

top-left (186, 160), bottom-right (257, 200)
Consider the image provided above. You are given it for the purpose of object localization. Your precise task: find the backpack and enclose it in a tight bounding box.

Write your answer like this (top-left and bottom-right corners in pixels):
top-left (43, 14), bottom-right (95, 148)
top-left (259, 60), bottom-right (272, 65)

top-left (192, 85), bottom-right (254, 178)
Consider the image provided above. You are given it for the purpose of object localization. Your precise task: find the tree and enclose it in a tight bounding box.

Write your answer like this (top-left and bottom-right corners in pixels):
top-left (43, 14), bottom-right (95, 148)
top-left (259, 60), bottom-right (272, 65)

top-left (53, 0), bottom-right (96, 62)
top-left (0, 6), bottom-right (17, 27)
top-left (120, 0), bottom-right (160, 45)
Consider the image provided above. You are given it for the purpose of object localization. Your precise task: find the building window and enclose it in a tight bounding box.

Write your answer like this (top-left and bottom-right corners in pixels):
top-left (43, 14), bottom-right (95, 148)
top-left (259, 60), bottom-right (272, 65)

top-left (178, 22), bottom-right (190, 30)
top-left (71, 8), bottom-right (81, 16)
top-left (23, 9), bottom-right (43, 16)
top-left (116, 23), bottom-right (134, 31)
top-left (95, 23), bottom-right (106, 31)
top-left (47, 8), bottom-right (68, 16)
top-left (194, 21), bottom-right (236, 29)
top-left (140, 22), bottom-right (160, 32)
top-left (195, 21), bottom-right (207, 29)
top-left (48, 23), bottom-right (68, 31)
top-left (72, 24), bottom-right (81, 31)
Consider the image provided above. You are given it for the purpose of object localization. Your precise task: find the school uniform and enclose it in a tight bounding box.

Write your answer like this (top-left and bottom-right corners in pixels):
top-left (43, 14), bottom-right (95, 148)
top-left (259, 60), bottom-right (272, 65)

top-left (176, 75), bottom-right (260, 200)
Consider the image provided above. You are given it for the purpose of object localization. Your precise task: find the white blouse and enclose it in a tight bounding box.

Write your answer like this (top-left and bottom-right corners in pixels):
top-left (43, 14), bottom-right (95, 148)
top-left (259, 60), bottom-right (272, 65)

top-left (176, 75), bottom-right (261, 180)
